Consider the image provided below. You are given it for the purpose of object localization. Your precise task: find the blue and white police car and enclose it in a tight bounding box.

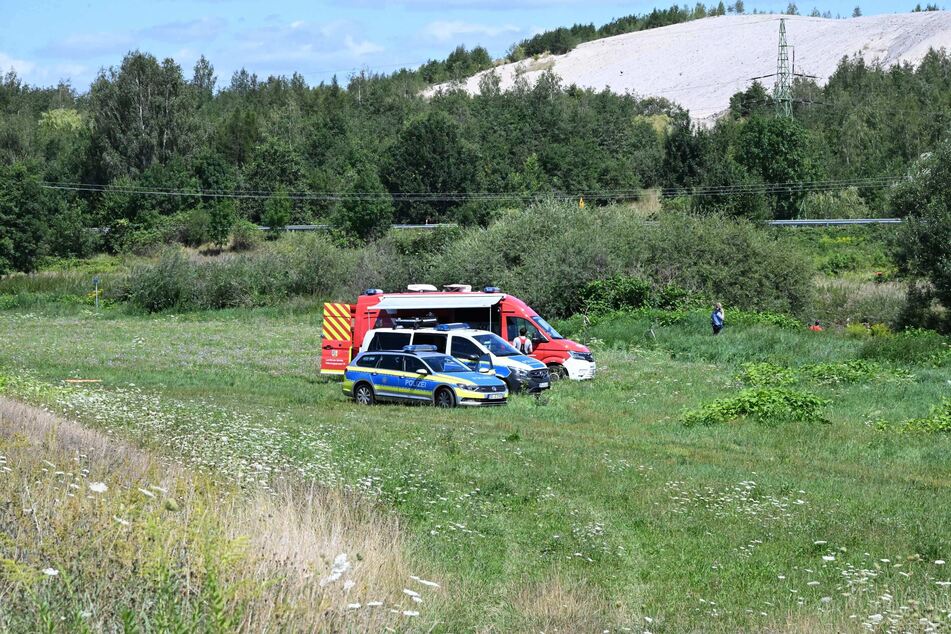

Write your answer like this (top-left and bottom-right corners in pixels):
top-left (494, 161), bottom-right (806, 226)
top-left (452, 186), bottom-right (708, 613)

top-left (343, 345), bottom-right (509, 407)
top-left (360, 323), bottom-right (551, 393)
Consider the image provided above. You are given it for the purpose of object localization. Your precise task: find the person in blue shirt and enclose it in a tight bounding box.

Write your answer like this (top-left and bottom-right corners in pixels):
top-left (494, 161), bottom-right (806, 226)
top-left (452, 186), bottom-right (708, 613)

top-left (711, 302), bottom-right (724, 335)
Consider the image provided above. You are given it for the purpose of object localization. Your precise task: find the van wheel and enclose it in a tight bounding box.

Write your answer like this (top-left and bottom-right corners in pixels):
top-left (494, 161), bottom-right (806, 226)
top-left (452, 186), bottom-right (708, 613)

top-left (547, 364), bottom-right (568, 382)
top-left (434, 387), bottom-right (456, 408)
top-left (354, 383), bottom-right (375, 405)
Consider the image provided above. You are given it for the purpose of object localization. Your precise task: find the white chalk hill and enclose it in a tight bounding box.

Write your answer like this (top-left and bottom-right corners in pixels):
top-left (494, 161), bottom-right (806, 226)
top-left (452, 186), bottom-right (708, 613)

top-left (427, 13), bottom-right (951, 123)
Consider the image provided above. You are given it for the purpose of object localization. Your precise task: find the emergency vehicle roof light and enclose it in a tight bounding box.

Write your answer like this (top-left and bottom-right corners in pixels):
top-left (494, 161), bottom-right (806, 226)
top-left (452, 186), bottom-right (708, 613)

top-left (364, 288), bottom-right (384, 295)
top-left (443, 284), bottom-right (472, 292)
top-left (407, 284), bottom-right (438, 292)
top-left (393, 317), bottom-right (438, 329)
top-left (402, 344), bottom-right (437, 353)
top-left (483, 286), bottom-right (501, 293)
top-left (435, 322), bottom-right (470, 331)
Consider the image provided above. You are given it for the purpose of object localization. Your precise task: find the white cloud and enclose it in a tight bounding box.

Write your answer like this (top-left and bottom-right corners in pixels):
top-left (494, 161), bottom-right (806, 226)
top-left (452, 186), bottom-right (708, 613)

top-left (38, 32), bottom-right (136, 58)
top-left (139, 17), bottom-right (228, 43)
top-left (344, 36), bottom-right (384, 57)
top-left (0, 52), bottom-right (36, 76)
top-left (422, 20), bottom-right (520, 43)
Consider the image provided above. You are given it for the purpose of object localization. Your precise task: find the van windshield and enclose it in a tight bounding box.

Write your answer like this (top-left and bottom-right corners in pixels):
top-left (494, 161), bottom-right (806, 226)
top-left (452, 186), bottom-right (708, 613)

top-left (532, 316), bottom-right (564, 340)
top-left (474, 333), bottom-right (521, 357)
top-left (423, 355), bottom-right (471, 373)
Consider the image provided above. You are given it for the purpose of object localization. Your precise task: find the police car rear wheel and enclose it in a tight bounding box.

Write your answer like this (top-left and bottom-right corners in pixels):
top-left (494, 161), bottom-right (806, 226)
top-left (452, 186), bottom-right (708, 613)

top-left (434, 388), bottom-right (456, 408)
top-left (354, 383), bottom-right (375, 405)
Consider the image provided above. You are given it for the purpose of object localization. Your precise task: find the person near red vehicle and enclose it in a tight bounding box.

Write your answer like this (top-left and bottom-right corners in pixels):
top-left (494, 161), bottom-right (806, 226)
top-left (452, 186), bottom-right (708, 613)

top-left (512, 327), bottom-right (534, 354)
top-left (319, 285), bottom-right (596, 381)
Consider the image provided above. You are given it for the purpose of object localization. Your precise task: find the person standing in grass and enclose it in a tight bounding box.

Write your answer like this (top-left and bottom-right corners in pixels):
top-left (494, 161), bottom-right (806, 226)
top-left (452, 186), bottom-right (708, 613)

top-left (809, 320), bottom-right (823, 332)
top-left (711, 303), bottom-right (725, 335)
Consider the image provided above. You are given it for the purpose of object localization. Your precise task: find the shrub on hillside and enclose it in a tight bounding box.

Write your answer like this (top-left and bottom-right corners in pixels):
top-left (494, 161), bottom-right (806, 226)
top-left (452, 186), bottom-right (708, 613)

top-left (682, 387), bottom-right (829, 427)
top-left (230, 220), bottom-right (261, 252)
top-left (859, 328), bottom-right (949, 365)
top-left (430, 201), bottom-right (815, 318)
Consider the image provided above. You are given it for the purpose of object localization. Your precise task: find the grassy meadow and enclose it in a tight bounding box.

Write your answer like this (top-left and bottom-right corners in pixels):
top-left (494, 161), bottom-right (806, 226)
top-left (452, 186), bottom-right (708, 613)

top-left (0, 299), bottom-right (948, 632)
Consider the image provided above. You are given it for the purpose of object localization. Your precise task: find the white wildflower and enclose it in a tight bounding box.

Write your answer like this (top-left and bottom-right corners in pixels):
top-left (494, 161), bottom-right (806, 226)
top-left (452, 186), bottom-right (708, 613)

top-left (347, 603), bottom-right (361, 609)
top-left (936, 560), bottom-right (946, 565)
top-left (869, 614), bottom-right (884, 624)
top-left (42, 568), bottom-right (59, 577)
top-left (113, 516), bottom-right (130, 526)
top-left (89, 482), bottom-right (108, 493)
top-left (402, 611), bottom-right (419, 617)
top-left (343, 579), bottom-right (355, 591)
top-left (410, 575), bottom-right (440, 588)
top-left (138, 488), bottom-right (155, 498)
top-left (814, 540), bottom-right (827, 545)
top-left (822, 555), bottom-right (836, 561)
top-left (320, 553), bottom-right (351, 586)
top-left (367, 601), bottom-right (383, 607)
top-left (403, 588), bottom-right (421, 598)
top-left (807, 581), bottom-right (820, 586)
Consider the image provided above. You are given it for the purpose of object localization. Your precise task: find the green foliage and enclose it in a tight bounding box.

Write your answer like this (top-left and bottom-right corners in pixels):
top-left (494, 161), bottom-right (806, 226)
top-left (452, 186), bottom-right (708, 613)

top-left (892, 134), bottom-right (951, 328)
top-left (88, 52), bottom-right (197, 180)
top-left (735, 362), bottom-right (797, 387)
top-left (332, 168), bottom-right (394, 242)
top-left (181, 206), bottom-right (212, 247)
top-left (859, 328), bottom-right (949, 365)
top-left (802, 359), bottom-right (899, 385)
top-left (735, 116), bottom-right (820, 219)
top-left (230, 219), bottom-right (261, 252)
top-left (879, 398), bottom-right (951, 433)
top-left (582, 276), bottom-right (696, 314)
top-left (682, 387), bottom-right (829, 426)
top-left (509, 5), bottom-right (695, 59)
top-left (0, 162), bottom-right (49, 273)
top-left (208, 201), bottom-right (236, 249)
top-left (383, 111), bottom-right (479, 224)
top-left (262, 189), bottom-right (291, 239)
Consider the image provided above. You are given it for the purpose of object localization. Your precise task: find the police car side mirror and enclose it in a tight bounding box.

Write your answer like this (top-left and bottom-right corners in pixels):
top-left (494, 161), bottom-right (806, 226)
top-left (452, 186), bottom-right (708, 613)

top-left (479, 368), bottom-right (495, 375)
top-left (415, 368), bottom-right (429, 376)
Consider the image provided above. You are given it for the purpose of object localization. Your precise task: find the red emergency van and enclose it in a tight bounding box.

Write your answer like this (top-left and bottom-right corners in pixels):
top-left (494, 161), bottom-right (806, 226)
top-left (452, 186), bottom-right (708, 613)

top-left (320, 286), bottom-right (596, 381)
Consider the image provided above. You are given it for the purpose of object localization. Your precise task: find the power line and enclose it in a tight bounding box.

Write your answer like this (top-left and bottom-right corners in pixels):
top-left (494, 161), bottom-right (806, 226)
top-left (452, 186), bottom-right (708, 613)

top-left (39, 176), bottom-right (902, 202)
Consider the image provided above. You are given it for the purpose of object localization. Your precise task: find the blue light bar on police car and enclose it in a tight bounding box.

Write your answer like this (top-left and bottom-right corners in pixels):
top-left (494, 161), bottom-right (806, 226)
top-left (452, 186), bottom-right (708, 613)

top-left (364, 288), bottom-right (384, 295)
top-left (483, 286), bottom-right (501, 293)
top-left (435, 323), bottom-right (470, 331)
top-left (402, 344), bottom-right (438, 352)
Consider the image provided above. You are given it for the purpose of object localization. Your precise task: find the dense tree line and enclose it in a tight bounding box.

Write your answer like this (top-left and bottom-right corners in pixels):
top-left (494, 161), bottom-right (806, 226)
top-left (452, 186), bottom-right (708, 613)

top-left (0, 41), bottom-right (949, 275)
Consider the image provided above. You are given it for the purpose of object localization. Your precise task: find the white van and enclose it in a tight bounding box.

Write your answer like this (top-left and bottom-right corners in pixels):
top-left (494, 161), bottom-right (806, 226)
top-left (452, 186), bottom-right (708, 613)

top-left (360, 323), bottom-right (551, 393)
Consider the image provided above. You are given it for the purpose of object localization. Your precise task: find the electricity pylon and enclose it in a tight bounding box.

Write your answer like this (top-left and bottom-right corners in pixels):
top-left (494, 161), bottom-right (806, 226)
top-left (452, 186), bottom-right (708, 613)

top-left (774, 18), bottom-right (793, 118)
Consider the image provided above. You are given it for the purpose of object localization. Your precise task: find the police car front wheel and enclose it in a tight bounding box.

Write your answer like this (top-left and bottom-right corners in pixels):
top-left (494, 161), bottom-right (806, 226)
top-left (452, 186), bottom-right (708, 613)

top-left (354, 383), bottom-right (375, 405)
top-left (434, 387), bottom-right (456, 408)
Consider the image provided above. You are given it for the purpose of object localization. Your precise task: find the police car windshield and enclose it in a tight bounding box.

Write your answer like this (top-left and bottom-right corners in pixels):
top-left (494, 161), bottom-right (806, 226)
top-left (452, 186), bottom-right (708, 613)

top-left (474, 333), bottom-right (520, 357)
top-left (423, 354), bottom-right (470, 373)
top-left (532, 316), bottom-right (564, 340)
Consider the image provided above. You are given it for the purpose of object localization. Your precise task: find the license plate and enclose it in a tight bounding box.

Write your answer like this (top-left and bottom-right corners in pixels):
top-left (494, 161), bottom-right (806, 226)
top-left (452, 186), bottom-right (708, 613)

top-left (488, 393), bottom-right (504, 400)
top-left (538, 382), bottom-right (549, 388)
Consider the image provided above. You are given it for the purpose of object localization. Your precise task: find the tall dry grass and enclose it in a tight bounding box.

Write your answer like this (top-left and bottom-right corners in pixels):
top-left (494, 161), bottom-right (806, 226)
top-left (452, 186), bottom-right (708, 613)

top-left (0, 397), bottom-right (437, 632)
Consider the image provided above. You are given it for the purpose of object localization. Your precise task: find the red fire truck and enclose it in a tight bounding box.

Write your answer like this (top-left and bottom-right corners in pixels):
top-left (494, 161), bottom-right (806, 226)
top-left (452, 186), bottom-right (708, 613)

top-left (320, 285), bottom-right (596, 381)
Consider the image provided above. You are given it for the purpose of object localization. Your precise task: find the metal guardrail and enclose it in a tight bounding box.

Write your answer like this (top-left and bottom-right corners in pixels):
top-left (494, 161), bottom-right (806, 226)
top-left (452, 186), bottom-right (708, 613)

top-left (258, 223), bottom-right (458, 231)
top-left (767, 218), bottom-right (902, 226)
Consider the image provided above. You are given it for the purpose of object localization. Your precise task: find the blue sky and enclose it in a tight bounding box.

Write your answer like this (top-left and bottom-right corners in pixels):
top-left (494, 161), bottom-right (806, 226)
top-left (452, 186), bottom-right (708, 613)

top-left (1, 0), bottom-right (917, 91)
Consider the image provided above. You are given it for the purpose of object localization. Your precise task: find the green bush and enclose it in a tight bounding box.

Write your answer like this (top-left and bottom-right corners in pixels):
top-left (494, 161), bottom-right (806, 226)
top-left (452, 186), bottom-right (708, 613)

top-left (430, 201), bottom-right (815, 318)
top-left (735, 362), bottom-right (797, 387)
top-left (879, 398), bottom-right (951, 433)
top-left (181, 207), bottom-right (211, 247)
top-left (859, 329), bottom-right (949, 365)
top-left (230, 220), bottom-right (261, 252)
top-left (682, 388), bottom-right (829, 427)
